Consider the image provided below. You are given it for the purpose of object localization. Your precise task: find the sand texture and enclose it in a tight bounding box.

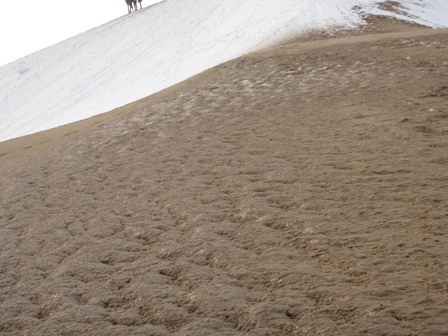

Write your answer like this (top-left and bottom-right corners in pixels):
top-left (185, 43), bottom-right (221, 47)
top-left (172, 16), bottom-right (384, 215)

top-left (1, 18), bottom-right (448, 335)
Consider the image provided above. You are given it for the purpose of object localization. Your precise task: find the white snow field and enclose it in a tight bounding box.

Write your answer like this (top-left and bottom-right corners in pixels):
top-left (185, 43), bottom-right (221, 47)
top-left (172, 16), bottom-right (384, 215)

top-left (0, 0), bottom-right (447, 142)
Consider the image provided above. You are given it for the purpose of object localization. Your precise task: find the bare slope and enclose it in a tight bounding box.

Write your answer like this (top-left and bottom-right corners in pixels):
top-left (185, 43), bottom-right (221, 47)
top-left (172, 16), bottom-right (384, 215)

top-left (1, 20), bottom-right (448, 335)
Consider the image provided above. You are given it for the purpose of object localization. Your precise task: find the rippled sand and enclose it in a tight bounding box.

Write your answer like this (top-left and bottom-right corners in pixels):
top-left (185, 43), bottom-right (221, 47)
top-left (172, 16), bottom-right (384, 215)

top-left (1, 18), bottom-right (447, 335)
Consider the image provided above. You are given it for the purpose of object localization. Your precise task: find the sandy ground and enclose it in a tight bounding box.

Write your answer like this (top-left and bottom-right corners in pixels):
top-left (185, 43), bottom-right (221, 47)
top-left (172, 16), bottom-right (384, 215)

top-left (1, 17), bottom-right (448, 335)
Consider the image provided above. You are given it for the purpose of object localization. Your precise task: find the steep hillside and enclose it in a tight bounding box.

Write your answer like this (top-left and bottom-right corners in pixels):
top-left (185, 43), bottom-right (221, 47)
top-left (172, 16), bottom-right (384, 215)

top-left (1, 18), bottom-right (447, 335)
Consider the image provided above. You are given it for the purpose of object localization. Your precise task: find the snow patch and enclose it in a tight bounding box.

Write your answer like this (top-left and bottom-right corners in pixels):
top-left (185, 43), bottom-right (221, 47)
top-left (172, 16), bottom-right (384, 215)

top-left (0, 0), bottom-right (447, 142)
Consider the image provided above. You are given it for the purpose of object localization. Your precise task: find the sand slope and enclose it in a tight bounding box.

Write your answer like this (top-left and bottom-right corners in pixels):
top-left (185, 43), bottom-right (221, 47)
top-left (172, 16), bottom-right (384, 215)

top-left (1, 19), bottom-right (448, 335)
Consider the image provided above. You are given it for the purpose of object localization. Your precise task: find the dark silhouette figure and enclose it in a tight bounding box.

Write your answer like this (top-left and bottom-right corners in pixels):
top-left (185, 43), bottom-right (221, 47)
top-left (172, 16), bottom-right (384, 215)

top-left (125, 0), bottom-right (137, 13)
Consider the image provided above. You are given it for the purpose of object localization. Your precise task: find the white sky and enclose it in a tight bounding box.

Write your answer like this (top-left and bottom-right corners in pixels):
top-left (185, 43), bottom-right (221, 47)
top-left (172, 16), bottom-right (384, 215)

top-left (0, 0), bottom-right (161, 67)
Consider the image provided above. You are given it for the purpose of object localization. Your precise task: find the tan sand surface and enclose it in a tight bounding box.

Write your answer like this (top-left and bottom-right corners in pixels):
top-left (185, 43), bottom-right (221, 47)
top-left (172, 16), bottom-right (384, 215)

top-left (1, 18), bottom-right (448, 335)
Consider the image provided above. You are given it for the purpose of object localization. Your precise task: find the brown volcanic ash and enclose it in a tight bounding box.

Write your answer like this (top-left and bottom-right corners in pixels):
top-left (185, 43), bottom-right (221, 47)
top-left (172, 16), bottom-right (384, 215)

top-left (1, 18), bottom-right (448, 336)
